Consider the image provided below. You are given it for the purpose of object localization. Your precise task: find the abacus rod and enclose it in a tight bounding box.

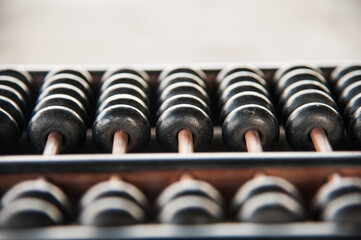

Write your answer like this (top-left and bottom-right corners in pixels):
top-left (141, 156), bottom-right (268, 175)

top-left (112, 130), bottom-right (128, 155)
top-left (43, 131), bottom-right (63, 156)
top-left (310, 127), bottom-right (333, 152)
top-left (178, 129), bottom-right (194, 154)
top-left (245, 129), bottom-right (263, 153)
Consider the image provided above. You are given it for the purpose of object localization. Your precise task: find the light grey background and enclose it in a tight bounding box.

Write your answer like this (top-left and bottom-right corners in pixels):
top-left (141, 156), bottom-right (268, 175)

top-left (0, 0), bottom-right (360, 64)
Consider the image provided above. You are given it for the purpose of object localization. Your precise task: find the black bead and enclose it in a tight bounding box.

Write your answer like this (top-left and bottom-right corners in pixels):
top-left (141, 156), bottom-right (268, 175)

top-left (274, 62), bottom-right (321, 83)
top-left (331, 62), bottom-right (361, 86)
top-left (236, 192), bottom-right (305, 223)
top-left (101, 73), bottom-right (150, 95)
top-left (0, 66), bottom-right (33, 87)
top-left (343, 94), bottom-right (361, 126)
top-left (41, 74), bottom-right (92, 100)
top-left (281, 89), bottom-right (338, 124)
top-left (220, 91), bottom-right (274, 124)
top-left (156, 104), bottom-right (213, 152)
top-left (0, 85), bottom-right (27, 116)
top-left (156, 94), bottom-right (210, 121)
top-left (339, 81), bottom-right (361, 109)
top-left (217, 71), bottom-right (267, 96)
top-left (27, 106), bottom-right (86, 153)
top-left (0, 198), bottom-right (65, 228)
top-left (159, 66), bottom-right (206, 82)
top-left (34, 94), bottom-right (88, 125)
top-left (349, 107), bottom-right (361, 149)
top-left (0, 109), bottom-right (20, 152)
top-left (93, 105), bottom-right (150, 153)
top-left (278, 80), bottom-right (331, 111)
top-left (96, 94), bottom-right (151, 122)
top-left (0, 76), bottom-right (31, 107)
top-left (37, 83), bottom-right (91, 113)
top-left (0, 96), bottom-right (25, 133)
top-left (157, 73), bottom-right (207, 96)
top-left (45, 67), bottom-right (93, 84)
top-left (79, 180), bottom-right (149, 212)
top-left (157, 195), bottom-right (224, 224)
top-left (101, 67), bottom-right (150, 83)
top-left (285, 103), bottom-right (344, 150)
top-left (97, 83), bottom-right (150, 108)
top-left (334, 70), bottom-right (361, 97)
top-left (155, 179), bottom-right (223, 212)
top-left (1, 179), bottom-right (71, 220)
top-left (218, 81), bottom-right (270, 109)
top-left (274, 69), bottom-right (327, 97)
top-left (78, 197), bottom-right (146, 226)
top-left (222, 105), bottom-right (279, 151)
top-left (158, 82), bottom-right (210, 108)
top-left (216, 65), bottom-right (264, 85)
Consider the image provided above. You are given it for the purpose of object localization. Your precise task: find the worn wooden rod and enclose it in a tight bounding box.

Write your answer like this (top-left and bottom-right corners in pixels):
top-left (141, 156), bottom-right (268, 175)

top-left (178, 129), bottom-right (194, 154)
top-left (310, 127), bottom-right (333, 152)
top-left (245, 129), bottom-right (263, 153)
top-left (43, 131), bottom-right (63, 156)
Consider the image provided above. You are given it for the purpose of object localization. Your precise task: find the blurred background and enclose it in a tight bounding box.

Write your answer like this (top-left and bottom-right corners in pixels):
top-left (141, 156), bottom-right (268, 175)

top-left (0, 0), bottom-right (360, 65)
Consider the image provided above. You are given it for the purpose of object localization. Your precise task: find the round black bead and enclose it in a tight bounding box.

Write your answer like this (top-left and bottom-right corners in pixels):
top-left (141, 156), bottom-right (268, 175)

top-left (285, 103), bottom-right (344, 150)
top-left (27, 106), bottom-right (86, 153)
top-left (216, 65), bottom-right (264, 85)
top-left (159, 66), bottom-right (206, 82)
top-left (274, 62), bottom-right (321, 83)
top-left (101, 73), bottom-right (150, 95)
top-left (222, 105), bottom-right (279, 151)
top-left (157, 73), bottom-right (207, 96)
top-left (93, 105), bottom-right (150, 152)
top-left (331, 62), bottom-right (361, 86)
top-left (0, 96), bottom-right (25, 133)
top-left (0, 66), bottom-right (33, 87)
top-left (156, 104), bottom-right (213, 152)
top-left (45, 67), bottom-right (93, 84)
top-left (101, 66), bottom-right (150, 83)
top-left (0, 109), bottom-right (20, 152)
top-left (334, 70), bottom-right (361, 97)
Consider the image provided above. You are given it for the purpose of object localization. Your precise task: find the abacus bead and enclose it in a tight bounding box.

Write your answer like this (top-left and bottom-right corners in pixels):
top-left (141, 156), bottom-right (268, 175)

top-left (156, 104), bottom-right (213, 152)
top-left (45, 67), bottom-right (92, 84)
top-left (1, 179), bottom-right (71, 219)
top-left (158, 82), bottom-right (210, 107)
top-left (156, 94), bottom-right (210, 120)
top-left (348, 108), bottom-right (361, 148)
top-left (0, 66), bottom-right (33, 86)
top-left (34, 94), bottom-right (88, 125)
top-left (37, 83), bottom-right (90, 113)
top-left (274, 62), bottom-right (321, 83)
top-left (96, 94), bottom-right (151, 121)
top-left (238, 192), bottom-right (305, 223)
top-left (0, 96), bottom-right (25, 133)
top-left (0, 109), bottom-right (20, 152)
top-left (79, 197), bottom-right (146, 226)
top-left (159, 66), bottom-right (206, 82)
top-left (101, 73), bottom-right (150, 95)
top-left (41, 74), bottom-right (92, 100)
top-left (339, 81), bottom-right (361, 108)
top-left (343, 93), bottom-right (361, 125)
top-left (93, 105), bottom-right (150, 152)
top-left (0, 198), bottom-right (64, 228)
top-left (278, 80), bottom-right (331, 111)
top-left (0, 76), bottom-right (31, 105)
top-left (79, 180), bottom-right (149, 212)
top-left (216, 65), bottom-right (264, 85)
top-left (97, 83), bottom-right (150, 108)
top-left (0, 85), bottom-right (27, 115)
top-left (218, 81), bottom-right (270, 108)
top-left (275, 69), bottom-right (327, 97)
top-left (217, 72), bottom-right (267, 96)
top-left (285, 103), bottom-right (344, 150)
top-left (27, 106), bottom-right (86, 153)
top-left (331, 62), bottom-right (361, 85)
top-left (157, 195), bottom-right (223, 224)
top-left (101, 66), bottom-right (150, 83)
top-left (281, 89), bottom-right (337, 124)
top-left (322, 193), bottom-right (361, 224)
top-left (222, 105), bottom-right (279, 151)
top-left (157, 73), bottom-right (207, 96)
top-left (334, 70), bottom-right (361, 97)
top-left (220, 91), bottom-right (274, 124)
top-left (312, 177), bottom-right (361, 217)
top-left (232, 175), bottom-right (302, 214)
top-left (155, 179), bottom-right (223, 212)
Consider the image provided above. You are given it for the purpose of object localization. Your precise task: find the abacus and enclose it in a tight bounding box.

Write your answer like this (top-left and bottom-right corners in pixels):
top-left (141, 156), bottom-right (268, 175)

top-left (0, 62), bottom-right (361, 239)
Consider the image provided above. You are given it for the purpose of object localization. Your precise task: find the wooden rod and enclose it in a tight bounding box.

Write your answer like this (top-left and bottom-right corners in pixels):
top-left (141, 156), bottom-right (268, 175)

top-left (112, 130), bottom-right (128, 155)
top-left (43, 131), bottom-right (63, 156)
top-left (310, 127), bottom-right (333, 152)
top-left (245, 129), bottom-right (263, 153)
top-left (178, 129), bottom-right (194, 154)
